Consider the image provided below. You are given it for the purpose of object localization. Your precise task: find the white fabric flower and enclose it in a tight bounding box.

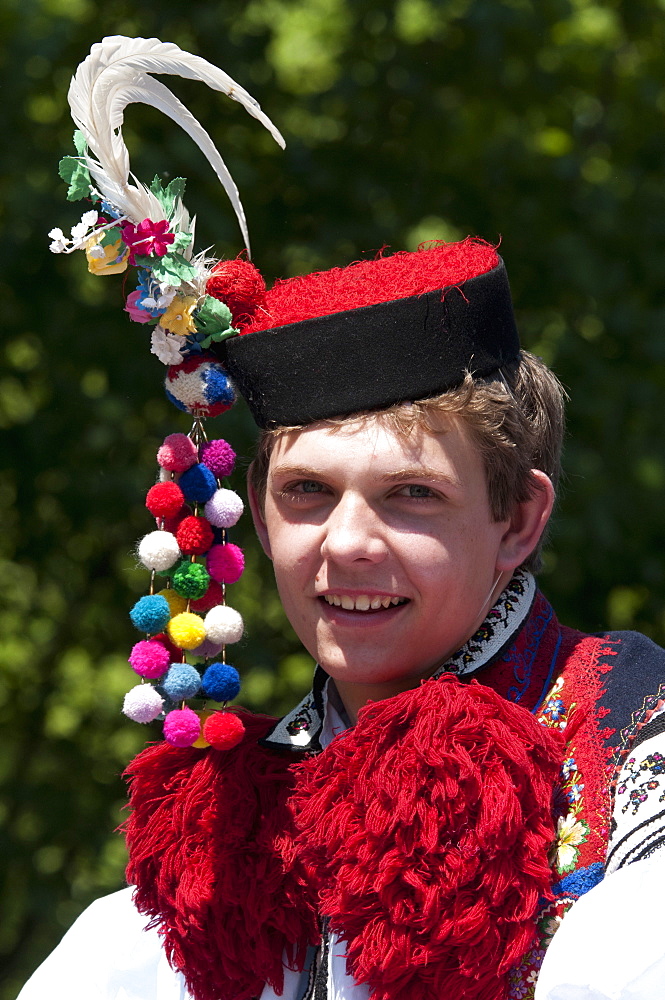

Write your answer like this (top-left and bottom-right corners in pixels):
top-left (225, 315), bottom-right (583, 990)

top-left (150, 325), bottom-right (186, 365)
top-left (48, 228), bottom-right (69, 253)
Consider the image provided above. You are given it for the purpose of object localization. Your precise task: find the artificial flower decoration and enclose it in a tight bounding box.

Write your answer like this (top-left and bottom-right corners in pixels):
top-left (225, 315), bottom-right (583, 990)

top-left (85, 234), bottom-right (130, 275)
top-left (161, 295), bottom-right (198, 337)
top-left (121, 218), bottom-right (175, 265)
top-left (151, 326), bottom-right (187, 365)
top-left (124, 290), bottom-right (155, 324)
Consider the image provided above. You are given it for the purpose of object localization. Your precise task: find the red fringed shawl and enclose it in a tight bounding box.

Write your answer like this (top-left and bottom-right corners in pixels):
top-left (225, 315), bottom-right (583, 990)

top-left (125, 676), bottom-right (563, 1000)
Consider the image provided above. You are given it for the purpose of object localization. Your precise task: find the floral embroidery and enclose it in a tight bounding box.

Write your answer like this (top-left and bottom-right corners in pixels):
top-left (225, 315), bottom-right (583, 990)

top-left (286, 701), bottom-right (315, 736)
top-left (537, 676), bottom-right (574, 732)
top-left (433, 569), bottom-right (535, 678)
top-left (552, 814), bottom-right (589, 873)
top-left (616, 752), bottom-right (665, 815)
top-left (507, 945), bottom-right (546, 999)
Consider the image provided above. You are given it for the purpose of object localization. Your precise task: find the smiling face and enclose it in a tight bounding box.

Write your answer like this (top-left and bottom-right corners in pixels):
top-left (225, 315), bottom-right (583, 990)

top-left (250, 414), bottom-right (552, 713)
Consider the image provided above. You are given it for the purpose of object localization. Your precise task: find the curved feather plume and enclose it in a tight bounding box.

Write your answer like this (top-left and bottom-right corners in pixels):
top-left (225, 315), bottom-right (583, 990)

top-left (67, 35), bottom-right (285, 253)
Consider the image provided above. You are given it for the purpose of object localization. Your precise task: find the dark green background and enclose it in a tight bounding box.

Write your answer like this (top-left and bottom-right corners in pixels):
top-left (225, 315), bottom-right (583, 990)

top-left (2, 1), bottom-right (665, 995)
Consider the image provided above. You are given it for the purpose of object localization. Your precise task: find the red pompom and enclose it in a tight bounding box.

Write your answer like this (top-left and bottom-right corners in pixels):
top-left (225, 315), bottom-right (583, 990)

top-left (190, 580), bottom-right (225, 613)
top-left (151, 631), bottom-right (182, 660)
top-left (157, 504), bottom-right (191, 533)
top-left (207, 543), bottom-right (245, 584)
top-left (205, 258), bottom-right (266, 326)
top-left (176, 516), bottom-right (215, 555)
top-left (146, 481), bottom-right (185, 518)
top-left (203, 711), bottom-right (246, 750)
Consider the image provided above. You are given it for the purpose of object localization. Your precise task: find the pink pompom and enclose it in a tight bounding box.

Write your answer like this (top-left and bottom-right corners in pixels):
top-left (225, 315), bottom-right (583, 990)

top-left (200, 439), bottom-right (236, 478)
top-left (176, 515), bottom-right (215, 555)
top-left (203, 711), bottom-right (245, 750)
top-left (129, 639), bottom-right (171, 679)
top-left (205, 489), bottom-right (244, 528)
top-left (190, 580), bottom-right (225, 613)
top-left (163, 707), bottom-right (201, 747)
top-left (157, 433), bottom-right (198, 473)
top-left (207, 543), bottom-right (245, 584)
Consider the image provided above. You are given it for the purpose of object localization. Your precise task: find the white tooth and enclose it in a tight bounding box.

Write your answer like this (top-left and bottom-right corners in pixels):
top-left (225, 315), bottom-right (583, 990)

top-left (324, 595), bottom-right (334, 605)
top-left (370, 597), bottom-right (382, 609)
top-left (333, 595), bottom-right (342, 606)
top-left (390, 596), bottom-right (401, 606)
top-left (381, 597), bottom-right (391, 608)
top-left (341, 595), bottom-right (354, 610)
top-left (355, 595), bottom-right (371, 611)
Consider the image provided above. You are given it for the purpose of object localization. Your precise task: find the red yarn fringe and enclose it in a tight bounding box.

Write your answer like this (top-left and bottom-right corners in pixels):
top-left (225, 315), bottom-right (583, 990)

top-left (242, 238), bottom-right (499, 334)
top-left (124, 679), bottom-right (563, 1000)
top-left (292, 676), bottom-right (563, 1000)
top-left (124, 710), bottom-right (319, 1000)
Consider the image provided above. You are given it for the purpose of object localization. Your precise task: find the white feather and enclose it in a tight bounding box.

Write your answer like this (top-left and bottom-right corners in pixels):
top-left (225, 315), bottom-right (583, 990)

top-left (67, 35), bottom-right (285, 252)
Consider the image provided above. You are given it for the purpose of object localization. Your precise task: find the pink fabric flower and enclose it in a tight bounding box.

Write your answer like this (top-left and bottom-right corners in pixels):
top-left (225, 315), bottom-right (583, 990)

top-left (121, 218), bottom-right (175, 264)
top-left (124, 289), bottom-right (154, 324)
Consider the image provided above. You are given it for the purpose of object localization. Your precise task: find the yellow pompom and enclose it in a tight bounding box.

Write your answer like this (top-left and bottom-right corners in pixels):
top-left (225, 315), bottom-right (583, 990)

top-left (157, 588), bottom-right (187, 617)
top-left (192, 709), bottom-right (214, 748)
top-left (167, 612), bottom-right (206, 650)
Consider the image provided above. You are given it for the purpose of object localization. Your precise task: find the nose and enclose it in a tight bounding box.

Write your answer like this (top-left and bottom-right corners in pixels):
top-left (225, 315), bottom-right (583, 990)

top-left (320, 491), bottom-right (389, 566)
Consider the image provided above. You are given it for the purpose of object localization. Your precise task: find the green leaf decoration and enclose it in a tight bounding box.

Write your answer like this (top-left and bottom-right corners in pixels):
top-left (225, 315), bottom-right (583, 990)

top-left (149, 175), bottom-right (187, 218)
top-left (58, 156), bottom-right (92, 201)
top-left (73, 130), bottom-right (87, 156)
top-left (170, 231), bottom-right (193, 253)
top-left (194, 295), bottom-right (239, 348)
top-left (135, 252), bottom-right (198, 285)
top-left (99, 227), bottom-right (123, 249)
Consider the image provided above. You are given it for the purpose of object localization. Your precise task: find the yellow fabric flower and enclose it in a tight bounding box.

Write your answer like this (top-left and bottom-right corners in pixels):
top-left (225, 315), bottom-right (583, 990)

top-left (554, 813), bottom-right (588, 873)
top-left (85, 235), bottom-right (129, 275)
top-left (161, 295), bottom-right (198, 336)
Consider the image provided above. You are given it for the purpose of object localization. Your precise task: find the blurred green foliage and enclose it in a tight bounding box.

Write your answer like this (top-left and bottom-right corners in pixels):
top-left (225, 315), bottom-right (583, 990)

top-left (2, 0), bottom-right (665, 995)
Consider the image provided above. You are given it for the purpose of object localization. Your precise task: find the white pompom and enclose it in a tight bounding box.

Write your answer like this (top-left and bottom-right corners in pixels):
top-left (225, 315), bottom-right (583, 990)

top-left (204, 604), bottom-right (244, 644)
top-left (204, 488), bottom-right (244, 528)
top-left (138, 530), bottom-right (181, 571)
top-left (123, 684), bottom-right (164, 723)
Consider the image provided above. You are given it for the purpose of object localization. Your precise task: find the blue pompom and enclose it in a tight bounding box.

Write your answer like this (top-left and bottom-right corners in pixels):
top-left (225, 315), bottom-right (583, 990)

top-left (201, 662), bottom-right (241, 702)
top-left (202, 368), bottom-right (236, 405)
top-left (130, 594), bottom-right (171, 633)
top-left (162, 663), bottom-right (202, 701)
top-left (179, 463), bottom-right (217, 502)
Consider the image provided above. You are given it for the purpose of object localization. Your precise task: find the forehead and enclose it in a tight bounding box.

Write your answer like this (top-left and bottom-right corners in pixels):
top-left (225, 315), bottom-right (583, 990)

top-left (267, 412), bottom-right (486, 484)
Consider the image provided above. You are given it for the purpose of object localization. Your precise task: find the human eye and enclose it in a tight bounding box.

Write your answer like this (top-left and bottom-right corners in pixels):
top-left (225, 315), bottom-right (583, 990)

top-left (277, 479), bottom-right (329, 501)
top-left (394, 483), bottom-right (441, 500)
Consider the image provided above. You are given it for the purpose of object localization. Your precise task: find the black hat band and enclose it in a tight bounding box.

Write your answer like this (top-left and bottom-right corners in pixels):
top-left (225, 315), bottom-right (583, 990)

top-left (219, 259), bottom-right (520, 428)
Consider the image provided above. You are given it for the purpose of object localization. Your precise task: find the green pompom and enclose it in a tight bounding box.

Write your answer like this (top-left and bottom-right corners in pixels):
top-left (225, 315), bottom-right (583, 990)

top-left (172, 560), bottom-right (210, 600)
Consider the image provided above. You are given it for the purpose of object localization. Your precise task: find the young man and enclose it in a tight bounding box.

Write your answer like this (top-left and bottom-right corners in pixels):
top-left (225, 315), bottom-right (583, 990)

top-left (20, 238), bottom-right (665, 1000)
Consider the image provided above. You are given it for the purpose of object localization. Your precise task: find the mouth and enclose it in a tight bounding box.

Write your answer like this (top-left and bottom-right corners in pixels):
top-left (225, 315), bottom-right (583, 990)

top-left (319, 594), bottom-right (409, 613)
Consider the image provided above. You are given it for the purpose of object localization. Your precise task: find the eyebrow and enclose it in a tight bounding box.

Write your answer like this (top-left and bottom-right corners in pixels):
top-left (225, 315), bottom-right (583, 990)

top-left (270, 464), bottom-right (461, 489)
top-left (380, 467), bottom-right (462, 488)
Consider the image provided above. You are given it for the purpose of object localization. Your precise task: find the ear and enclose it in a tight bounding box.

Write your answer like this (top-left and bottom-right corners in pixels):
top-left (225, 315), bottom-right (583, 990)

top-left (495, 470), bottom-right (555, 572)
top-left (247, 465), bottom-right (273, 560)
